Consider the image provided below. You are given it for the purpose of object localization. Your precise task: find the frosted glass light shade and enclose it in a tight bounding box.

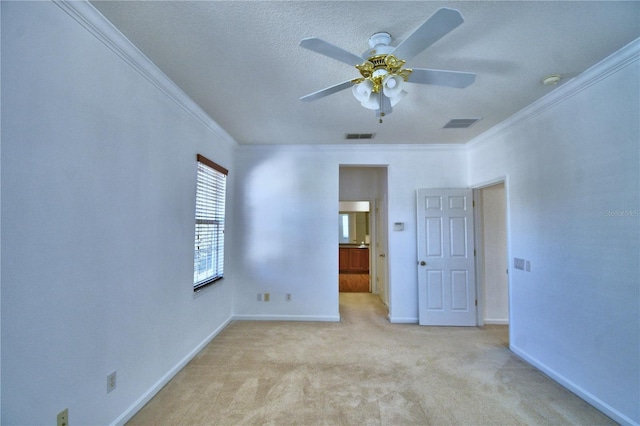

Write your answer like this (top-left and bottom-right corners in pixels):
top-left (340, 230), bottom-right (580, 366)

top-left (360, 96), bottom-right (380, 110)
top-left (352, 80), bottom-right (379, 110)
top-left (383, 75), bottom-right (404, 98)
top-left (352, 80), bottom-right (374, 103)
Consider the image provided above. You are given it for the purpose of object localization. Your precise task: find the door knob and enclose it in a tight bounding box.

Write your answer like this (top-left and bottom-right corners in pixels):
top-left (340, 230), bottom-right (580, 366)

top-left (420, 261), bottom-right (426, 266)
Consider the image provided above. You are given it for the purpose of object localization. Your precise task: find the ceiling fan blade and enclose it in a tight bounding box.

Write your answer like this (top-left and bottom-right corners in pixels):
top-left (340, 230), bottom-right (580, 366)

top-left (300, 80), bottom-right (354, 102)
top-left (300, 37), bottom-right (364, 66)
top-left (408, 68), bottom-right (476, 89)
top-left (391, 8), bottom-right (464, 62)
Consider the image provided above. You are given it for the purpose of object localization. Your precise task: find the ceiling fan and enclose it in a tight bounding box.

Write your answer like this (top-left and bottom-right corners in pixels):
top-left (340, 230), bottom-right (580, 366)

top-left (299, 8), bottom-right (476, 122)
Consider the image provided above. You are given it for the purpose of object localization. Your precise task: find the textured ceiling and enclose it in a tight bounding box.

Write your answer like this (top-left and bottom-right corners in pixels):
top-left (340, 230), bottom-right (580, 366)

top-left (91, 1), bottom-right (639, 145)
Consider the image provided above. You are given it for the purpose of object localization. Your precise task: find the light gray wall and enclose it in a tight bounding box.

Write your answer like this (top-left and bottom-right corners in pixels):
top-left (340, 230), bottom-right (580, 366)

top-left (468, 40), bottom-right (639, 425)
top-left (339, 166), bottom-right (384, 202)
top-left (1, 2), bottom-right (236, 424)
top-left (233, 146), bottom-right (468, 323)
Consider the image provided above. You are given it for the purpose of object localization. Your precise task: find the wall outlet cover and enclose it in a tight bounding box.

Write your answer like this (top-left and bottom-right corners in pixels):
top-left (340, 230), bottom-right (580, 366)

top-left (514, 258), bottom-right (525, 270)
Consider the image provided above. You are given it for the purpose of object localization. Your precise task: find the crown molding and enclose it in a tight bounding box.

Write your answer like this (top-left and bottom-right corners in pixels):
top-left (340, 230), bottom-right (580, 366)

top-left (236, 142), bottom-right (467, 153)
top-left (466, 37), bottom-right (640, 150)
top-left (53, 0), bottom-right (238, 148)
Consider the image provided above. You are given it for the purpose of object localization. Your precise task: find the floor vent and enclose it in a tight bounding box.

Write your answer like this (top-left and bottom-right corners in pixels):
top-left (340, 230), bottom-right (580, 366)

top-left (345, 133), bottom-right (375, 140)
top-left (443, 118), bottom-right (481, 129)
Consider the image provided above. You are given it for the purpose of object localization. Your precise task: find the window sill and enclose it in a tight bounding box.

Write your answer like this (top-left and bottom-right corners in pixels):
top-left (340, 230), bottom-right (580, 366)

top-left (194, 276), bottom-right (223, 292)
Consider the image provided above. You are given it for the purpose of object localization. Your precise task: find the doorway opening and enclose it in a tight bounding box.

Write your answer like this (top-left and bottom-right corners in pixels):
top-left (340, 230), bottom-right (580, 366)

top-left (338, 166), bottom-right (389, 309)
top-left (339, 202), bottom-right (371, 292)
top-left (474, 181), bottom-right (509, 343)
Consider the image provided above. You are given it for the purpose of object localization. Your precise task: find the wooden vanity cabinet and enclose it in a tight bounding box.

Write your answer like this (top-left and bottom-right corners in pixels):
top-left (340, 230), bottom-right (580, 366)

top-left (339, 247), bottom-right (369, 273)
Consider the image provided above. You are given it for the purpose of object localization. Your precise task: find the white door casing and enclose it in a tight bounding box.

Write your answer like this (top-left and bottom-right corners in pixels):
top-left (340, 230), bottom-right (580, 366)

top-left (375, 198), bottom-right (388, 305)
top-left (417, 189), bottom-right (477, 326)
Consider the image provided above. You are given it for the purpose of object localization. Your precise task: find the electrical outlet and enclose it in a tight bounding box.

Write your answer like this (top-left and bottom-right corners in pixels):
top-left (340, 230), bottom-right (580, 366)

top-left (57, 408), bottom-right (68, 426)
top-left (286, 293), bottom-right (292, 301)
top-left (257, 293), bottom-right (262, 301)
top-left (264, 293), bottom-right (270, 302)
top-left (514, 258), bottom-right (525, 271)
top-left (107, 371), bottom-right (116, 393)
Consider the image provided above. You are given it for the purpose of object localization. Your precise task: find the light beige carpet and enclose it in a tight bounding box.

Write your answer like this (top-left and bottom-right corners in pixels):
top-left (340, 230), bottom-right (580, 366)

top-left (128, 293), bottom-right (613, 425)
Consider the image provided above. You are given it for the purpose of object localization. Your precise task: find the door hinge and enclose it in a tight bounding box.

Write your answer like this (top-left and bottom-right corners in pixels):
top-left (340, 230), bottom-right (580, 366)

top-left (472, 200), bottom-right (475, 207)
top-left (474, 249), bottom-right (476, 256)
top-left (475, 300), bottom-right (478, 306)
top-left (506, 268), bottom-right (509, 274)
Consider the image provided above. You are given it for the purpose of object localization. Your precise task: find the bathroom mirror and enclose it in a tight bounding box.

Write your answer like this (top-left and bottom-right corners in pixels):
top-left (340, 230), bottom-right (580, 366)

top-left (339, 201), bottom-right (370, 245)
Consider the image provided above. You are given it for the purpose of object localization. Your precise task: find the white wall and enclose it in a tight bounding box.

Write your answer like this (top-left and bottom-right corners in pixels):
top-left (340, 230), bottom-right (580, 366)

top-left (233, 146), bottom-right (468, 323)
top-left (0, 1), bottom-right (3, 415)
top-left (1, 2), bottom-right (236, 424)
top-left (467, 40), bottom-right (639, 425)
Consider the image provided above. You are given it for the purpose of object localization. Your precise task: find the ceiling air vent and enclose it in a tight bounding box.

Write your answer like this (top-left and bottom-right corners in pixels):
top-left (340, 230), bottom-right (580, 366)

top-left (345, 133), bottom-right (375, 140)
top-left (443, 118), bottom-right (481, 129)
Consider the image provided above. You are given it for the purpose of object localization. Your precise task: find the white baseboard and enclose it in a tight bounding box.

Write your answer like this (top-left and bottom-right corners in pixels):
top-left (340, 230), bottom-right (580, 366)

top-left (110, 316), bottom-right (234, 426)
top-left (484, 319), bottom-right (509, 325)
top-left (232, 314), bottom-right (341, 322)
top-left (388, 315), bottom-right (419, 324)
top-left (511, 345), bottom-right (638, 426)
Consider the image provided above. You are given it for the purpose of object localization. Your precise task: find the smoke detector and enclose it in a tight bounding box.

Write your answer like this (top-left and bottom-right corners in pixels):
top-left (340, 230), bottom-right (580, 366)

top-left (542, 74), bottom-right (562, 86)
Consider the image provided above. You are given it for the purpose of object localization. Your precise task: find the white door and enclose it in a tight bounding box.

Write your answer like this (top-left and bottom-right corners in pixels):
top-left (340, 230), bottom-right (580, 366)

top-left (417, 189), bottom-right (476, 326)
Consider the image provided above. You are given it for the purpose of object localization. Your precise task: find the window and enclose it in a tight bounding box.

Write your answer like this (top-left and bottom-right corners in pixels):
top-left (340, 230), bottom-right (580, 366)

top-left (339, 213), bottom-right (350, 244)
top-left (193, 154), bottom-right (227, 290)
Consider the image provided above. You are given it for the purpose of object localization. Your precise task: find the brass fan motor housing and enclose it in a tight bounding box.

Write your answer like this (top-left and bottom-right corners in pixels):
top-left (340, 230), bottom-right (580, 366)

top-left (352, 54), bottom-right (413, 93)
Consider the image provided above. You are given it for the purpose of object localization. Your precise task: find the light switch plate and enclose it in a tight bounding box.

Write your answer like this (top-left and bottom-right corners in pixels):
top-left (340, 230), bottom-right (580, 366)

top-left (107, 371), bottom-right (116, 393)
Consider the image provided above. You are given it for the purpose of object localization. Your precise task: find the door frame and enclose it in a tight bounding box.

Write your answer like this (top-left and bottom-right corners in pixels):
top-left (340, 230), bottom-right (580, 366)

top-left (337, 165), bottom-right (389, 302)
top-left (472, 176), bottom-right (511, 330)
top-left (374, 197), bottom-right (388, 305)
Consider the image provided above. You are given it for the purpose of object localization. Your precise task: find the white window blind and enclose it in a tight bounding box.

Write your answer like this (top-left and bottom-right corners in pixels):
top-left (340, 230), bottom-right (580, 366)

top-left (194, 154), bottom-right (227, 290)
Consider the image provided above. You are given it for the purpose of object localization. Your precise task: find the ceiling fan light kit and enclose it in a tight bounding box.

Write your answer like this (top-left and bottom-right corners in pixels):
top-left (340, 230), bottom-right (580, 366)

top-left (299, 8), bottom-right (476, 123)
top-left (351, 50), bottom-right (412, 119)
